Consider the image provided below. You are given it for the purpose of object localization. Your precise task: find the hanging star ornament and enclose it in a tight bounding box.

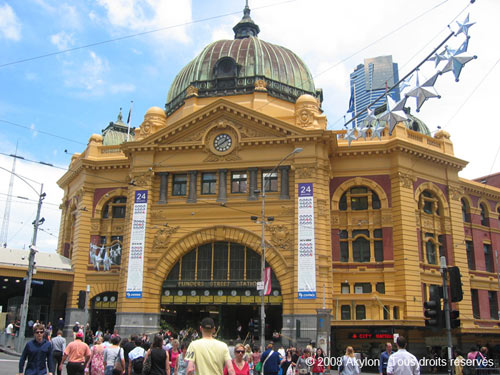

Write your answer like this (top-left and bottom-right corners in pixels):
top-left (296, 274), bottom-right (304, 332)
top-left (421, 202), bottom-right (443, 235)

top-left (406, 71), bottom-right (441, 112)
top-left (398, 74), bottom-right (414, 93)
top-left (428, 51), bottom-right (448, 68)
top-left (345, 125), bottom-right (358, 146)
top-left (379, 96), bottom-right (408, 135)
top-left (358, 124), bottom-right (371, 140)
top-left (455, 13), bottom-right (475, 37)
top-left (441, 51), bottom-right (477, 82)
top-left (371, 121), bottom-right (385, 140)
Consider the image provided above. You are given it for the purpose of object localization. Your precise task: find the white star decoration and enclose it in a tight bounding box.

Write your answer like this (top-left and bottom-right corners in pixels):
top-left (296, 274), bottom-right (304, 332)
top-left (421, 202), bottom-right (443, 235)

top-left (380, 96), bottom-right (408, 134)
top-left (428, 51), bottom-right (448, 68)
top-left (441, 53), bottom-right (477, 82)
top-left (406, 71), bottom-right (441, 112)
top-left (455, 14), bottom-right (475, 37)
top-left (345, 125), bottom-right (358, 146)
top-left (358, 124), bottom-right (371, 140)
top-left (371, 122), bottom-right (385, 140)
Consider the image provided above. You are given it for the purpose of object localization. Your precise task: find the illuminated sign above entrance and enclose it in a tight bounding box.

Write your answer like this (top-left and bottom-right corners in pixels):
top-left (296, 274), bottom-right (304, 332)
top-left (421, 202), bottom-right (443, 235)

top-left (349, 333), bottom-right (394, 340)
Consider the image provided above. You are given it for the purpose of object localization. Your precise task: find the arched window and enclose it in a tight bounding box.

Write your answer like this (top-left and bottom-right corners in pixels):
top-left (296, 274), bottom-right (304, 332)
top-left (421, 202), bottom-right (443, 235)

top-left (102, 196), bottom-right (127, 219)
top-left (461, 198), bottom-right (470, 222)
top-left (420, 190), bottom-right (441, 216)
top-left (480, 203), bottom-right (488, 226)
top-left (339, 229), bottom-right (384, 263)
top-left (339, 186), bottom-right (380, 211)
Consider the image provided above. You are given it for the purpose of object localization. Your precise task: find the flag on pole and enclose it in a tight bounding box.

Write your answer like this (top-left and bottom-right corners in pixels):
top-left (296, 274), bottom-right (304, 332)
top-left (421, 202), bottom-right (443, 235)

top-left (126, 100), bottom-right (133, 141)
top-left (264, 267), bottom-right (271, 296)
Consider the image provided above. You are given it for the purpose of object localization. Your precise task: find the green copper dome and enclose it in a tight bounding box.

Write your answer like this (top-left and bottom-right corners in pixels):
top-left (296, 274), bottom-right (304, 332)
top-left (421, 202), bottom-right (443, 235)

top-left (165, 6), bottom-right (319, 115)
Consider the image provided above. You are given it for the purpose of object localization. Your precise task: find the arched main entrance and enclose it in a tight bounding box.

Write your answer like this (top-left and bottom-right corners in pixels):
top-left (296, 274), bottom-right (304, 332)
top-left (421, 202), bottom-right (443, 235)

top-left (161, 241), bottom-right (282, 340)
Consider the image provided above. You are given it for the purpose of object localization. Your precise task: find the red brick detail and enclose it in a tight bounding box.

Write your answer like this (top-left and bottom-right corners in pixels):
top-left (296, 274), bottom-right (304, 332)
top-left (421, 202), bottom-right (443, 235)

top-left (383, 227), bottom-right (393, 261)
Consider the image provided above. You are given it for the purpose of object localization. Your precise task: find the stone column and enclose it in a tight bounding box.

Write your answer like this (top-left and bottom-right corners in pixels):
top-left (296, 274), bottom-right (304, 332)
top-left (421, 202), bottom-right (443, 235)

top-left (279, 166), bottom-right (290, 199)
top-left (217, 169), bottom-right (227, 203)
top-left (248, 168), bottom-right (258, 200)
top-left (158, 172), bottom-right (169, 204)
top-left (187, 171), bottom-right (197, 203)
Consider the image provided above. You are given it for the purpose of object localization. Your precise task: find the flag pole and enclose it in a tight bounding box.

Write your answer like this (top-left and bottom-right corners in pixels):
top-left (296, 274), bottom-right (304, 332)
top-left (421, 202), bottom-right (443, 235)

top-left (126, 100), bottom-right (134, 142)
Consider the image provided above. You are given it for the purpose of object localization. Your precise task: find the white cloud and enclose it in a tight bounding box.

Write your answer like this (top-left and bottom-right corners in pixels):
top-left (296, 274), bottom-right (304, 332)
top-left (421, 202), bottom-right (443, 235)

top-left (0, 3), bottom-right (22, 41)
top-left (0, 154), bottom-right (64, 252)
top-left (96, 0), bottom-right (193, 44)
top-left (110, 83), bottom-right (136, 94)
top-left (50, 31), bottom-right (75, 51)
top-left (64, 51), bottom-right (109, 91)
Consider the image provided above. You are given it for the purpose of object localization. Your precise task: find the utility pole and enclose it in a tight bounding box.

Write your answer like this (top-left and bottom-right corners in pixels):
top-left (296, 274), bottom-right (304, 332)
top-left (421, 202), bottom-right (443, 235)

top-left (16, 184), bottom-right (45, 353)
top-left (440, 256), bottom-right (454, 375)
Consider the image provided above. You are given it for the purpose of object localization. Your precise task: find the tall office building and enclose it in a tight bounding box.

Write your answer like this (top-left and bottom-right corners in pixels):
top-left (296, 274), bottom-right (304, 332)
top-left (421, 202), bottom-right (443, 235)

top-left (348, 55), bottom-right (401, 126)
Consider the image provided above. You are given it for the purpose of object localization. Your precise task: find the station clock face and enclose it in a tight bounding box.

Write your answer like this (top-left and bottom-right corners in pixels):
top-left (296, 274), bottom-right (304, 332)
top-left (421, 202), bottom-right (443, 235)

top-left (213, 133), bottom-right (232, 152)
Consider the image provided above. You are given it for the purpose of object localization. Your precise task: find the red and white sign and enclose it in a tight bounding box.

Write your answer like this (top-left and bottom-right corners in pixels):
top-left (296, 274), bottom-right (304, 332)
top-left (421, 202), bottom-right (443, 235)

top-left (264, 267), bottom-right (272, 296)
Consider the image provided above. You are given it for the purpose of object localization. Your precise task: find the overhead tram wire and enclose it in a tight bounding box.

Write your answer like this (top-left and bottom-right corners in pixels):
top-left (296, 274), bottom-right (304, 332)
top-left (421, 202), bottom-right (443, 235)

top-left (0, 0), bottom-right (296, 69)
top-left (0, 120), bottom-right (86, 146)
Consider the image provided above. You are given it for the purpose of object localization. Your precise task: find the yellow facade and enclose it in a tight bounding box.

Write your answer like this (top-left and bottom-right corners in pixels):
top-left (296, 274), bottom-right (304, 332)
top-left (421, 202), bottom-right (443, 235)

top-left (55, 8), bottom-right (500, 356)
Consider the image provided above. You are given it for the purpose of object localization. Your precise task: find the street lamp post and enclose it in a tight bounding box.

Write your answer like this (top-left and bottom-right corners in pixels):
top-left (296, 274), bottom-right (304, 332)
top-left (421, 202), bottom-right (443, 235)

top-left (255, 147), bottom-right (302, 351)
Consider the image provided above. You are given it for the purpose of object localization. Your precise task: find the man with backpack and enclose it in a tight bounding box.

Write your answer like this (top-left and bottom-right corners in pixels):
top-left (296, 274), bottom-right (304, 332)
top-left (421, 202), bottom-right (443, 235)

top-left (128, 337), bottom-right (146, 375)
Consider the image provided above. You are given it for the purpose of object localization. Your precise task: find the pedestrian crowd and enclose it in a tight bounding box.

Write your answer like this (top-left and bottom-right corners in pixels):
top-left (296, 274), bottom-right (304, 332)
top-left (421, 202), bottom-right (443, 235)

top-left (13, 317), bottom-right (499, 375)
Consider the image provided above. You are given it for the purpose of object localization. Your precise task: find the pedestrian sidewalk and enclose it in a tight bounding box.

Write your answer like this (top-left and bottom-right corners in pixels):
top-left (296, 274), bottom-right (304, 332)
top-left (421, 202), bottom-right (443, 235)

top-left (0, 344), bottom-right (21, 357)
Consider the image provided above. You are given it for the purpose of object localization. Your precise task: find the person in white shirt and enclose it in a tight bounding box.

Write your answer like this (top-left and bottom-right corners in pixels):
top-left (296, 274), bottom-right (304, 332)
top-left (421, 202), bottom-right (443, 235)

top-left (128, 337), bottom-right (146, 375)
top-left (387, 336), bottom-right (420, 375)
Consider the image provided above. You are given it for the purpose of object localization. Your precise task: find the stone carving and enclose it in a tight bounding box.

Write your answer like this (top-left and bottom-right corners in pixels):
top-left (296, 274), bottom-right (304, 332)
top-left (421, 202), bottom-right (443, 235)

top-left (184, 130), bottom-right (204, 142)
top-left (266, 224), bottom-right (291, 251)
top-left (91, 223), bottom-right (100, 231)
top-left (235, 123), bottom-right (268, 138)
top-left (295, 94), bottom-right (326, 130)
top-left (186, 85), bottom-right (199, 97)
top-left (113, 225), bottom-right (123, 232)
top-left (398, 172), bottom-right (415, 189)
top-left (131, 171), bottom-right (154, 187)
top-left (296, 167), bottom-right (314, 179)
top-left (448, 185), bottom-right (464, 201)
top-left (204, 152), bottom-right (241, 162)
top-left (135, 107), bottom-right (167, 140)
top-left (434, 130), bottom-right (450, 140)
top-left (254, 79), bottom-right (267, 91)
top-left (331, 215), bottom-right (340, 226)
top-left (381, 215), bottom-right (392, 226)
top-left (153, 226), bottom-right (179, 249)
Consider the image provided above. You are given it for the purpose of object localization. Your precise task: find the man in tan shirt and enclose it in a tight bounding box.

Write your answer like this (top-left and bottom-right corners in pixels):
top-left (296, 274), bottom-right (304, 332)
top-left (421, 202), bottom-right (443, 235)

top-left (186, 317), bottom-right (234, 375)
top-left (60, 331), bottom-right (91, 375)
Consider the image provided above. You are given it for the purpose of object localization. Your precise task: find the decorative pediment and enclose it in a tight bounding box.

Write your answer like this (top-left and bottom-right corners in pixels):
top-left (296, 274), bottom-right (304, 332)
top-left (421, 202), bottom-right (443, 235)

top-left (130, 99), bottom-right (311, 150)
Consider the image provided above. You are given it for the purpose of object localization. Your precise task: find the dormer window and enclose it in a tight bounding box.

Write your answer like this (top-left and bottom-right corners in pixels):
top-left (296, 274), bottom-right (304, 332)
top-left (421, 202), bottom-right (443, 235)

top-left (214, 57), bottom-right (238, 79)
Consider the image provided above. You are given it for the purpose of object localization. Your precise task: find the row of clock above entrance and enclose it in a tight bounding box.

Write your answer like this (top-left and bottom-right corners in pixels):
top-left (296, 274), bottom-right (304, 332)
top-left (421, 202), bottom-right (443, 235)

top-left (156, 166), bottom-right (292, 204)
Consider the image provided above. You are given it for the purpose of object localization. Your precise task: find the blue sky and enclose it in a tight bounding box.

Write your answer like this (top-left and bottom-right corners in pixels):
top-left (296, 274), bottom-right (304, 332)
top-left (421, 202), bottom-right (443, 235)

top-left (0, 0), bottom-right (499, 251)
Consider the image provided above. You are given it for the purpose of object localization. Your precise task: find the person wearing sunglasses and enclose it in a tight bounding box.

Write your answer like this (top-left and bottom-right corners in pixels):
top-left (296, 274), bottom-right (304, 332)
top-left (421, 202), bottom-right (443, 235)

top-left (18, 324), bottom-right (54, 375)
top-left (224, 344), bottom-right (250, 375)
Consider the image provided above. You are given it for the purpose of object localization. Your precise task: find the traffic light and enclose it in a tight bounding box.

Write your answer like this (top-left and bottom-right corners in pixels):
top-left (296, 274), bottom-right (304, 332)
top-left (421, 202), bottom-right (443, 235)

top-left (253, 319), bottom-right (260, 335)
top-left (424, 297), bottom-right (443, 328)
top-left (77, 290), bottom-right (86, 309)
top-left (449, 266), bottom-right (463, 302)
top-left (450, 310), bottom-right (460, 328)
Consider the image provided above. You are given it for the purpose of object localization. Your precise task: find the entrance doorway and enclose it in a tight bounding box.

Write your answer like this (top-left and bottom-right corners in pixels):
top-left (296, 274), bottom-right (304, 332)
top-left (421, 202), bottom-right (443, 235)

top-left (161, 304), bottom-right (282, 341)
top-left (90, 292), bottom-right (117, 333)
top-left (161, 241), bottom-right (283, 341)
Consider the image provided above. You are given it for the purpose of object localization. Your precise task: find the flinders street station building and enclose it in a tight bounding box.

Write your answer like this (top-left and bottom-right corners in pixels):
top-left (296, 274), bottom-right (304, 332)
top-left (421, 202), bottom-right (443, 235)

top-left (30, 6), bottom-right (500, 356)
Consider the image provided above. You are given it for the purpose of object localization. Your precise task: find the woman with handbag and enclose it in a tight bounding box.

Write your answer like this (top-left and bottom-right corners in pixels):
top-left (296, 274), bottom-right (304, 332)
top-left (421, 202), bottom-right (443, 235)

top-left (338, 347), bottom-right (360, 375)
top-left (104, 336), bottom-right (124, 375)
top-left (311, 348), bottom-right (324, 375)
top-left (143, 334), bottom-right (170, 375)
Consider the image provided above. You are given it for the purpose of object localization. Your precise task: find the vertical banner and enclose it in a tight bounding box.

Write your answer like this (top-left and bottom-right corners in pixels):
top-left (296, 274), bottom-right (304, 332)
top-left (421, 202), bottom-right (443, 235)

top-left (126, 190), bottom-right (148, 299)
top-left (264, 267), bottom-right (272, 296)
top-left (297, 183), bottom-right (316, 299)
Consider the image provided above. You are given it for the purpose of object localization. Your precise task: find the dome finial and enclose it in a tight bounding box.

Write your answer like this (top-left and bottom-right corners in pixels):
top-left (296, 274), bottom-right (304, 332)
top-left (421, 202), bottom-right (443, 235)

top-left (233, 1), bottom-right (260, 39)
top-left (117, 107), bottom-right (123, 122)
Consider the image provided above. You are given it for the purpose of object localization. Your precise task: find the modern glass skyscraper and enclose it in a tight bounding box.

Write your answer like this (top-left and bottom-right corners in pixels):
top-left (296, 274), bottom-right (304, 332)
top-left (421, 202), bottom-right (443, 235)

top-left (348, 55), bottom-right (401, 127)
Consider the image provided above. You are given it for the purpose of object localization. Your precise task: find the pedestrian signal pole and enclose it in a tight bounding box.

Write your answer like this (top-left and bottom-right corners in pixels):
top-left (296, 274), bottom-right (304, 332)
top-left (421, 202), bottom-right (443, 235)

top-left (440, 256), bottom-right (454, 375)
